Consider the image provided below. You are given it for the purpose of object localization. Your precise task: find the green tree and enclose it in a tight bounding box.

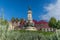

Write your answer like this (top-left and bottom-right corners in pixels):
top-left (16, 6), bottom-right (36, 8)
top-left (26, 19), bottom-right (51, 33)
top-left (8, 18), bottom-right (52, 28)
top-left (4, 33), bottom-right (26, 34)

top-left (20, 18), bottom-right (25, 24)
top-left (49, 17), bottom-right (57, 28)
top-left (3, 20), bottom-right (8, 25)
top-left (0, 18), bottom-right (8, 25)
top-left (56, 20), bottom-right (60, 29)
top-left (11, 17), bottom-right (15, 23)
top-left (15, 18), bottom-right (19, 23)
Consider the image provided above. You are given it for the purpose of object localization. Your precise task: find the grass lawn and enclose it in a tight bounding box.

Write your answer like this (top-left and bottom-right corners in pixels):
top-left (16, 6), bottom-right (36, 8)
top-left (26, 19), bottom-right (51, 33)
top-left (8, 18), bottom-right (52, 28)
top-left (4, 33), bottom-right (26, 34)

top-left (13, 30), bottom-right (54, 35)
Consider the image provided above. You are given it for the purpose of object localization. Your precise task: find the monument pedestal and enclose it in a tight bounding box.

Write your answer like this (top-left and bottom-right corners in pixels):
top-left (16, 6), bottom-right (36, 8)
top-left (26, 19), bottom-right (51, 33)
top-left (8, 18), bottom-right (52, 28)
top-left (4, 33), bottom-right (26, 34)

top-left (25, 26), bottom-right (37, 31)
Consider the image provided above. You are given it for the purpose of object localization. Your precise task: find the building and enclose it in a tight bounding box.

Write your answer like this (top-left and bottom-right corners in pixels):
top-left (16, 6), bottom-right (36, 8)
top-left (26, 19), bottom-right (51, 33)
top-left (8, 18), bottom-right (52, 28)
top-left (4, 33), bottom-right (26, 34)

top-left (33, 20), bottom-right (55, 32)
top-left (25, 7), bottom-right (37, 31)
top-left (27, 7), bottom-right (33, 23)
top-left (8, 7), bottom-right (55, 32)
top-left (26, 7), bottom-right (34, 27)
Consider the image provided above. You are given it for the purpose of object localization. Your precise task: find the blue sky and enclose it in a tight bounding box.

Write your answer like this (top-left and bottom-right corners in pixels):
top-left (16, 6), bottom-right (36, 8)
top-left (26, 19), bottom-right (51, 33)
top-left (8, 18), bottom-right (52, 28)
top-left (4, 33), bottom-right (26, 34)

top-left (0, 0), bottom-right (57, 21)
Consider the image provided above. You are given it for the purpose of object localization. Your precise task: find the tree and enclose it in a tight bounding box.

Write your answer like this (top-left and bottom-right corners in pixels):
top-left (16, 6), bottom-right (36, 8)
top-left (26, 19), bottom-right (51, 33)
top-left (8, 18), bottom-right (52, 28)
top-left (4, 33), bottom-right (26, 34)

top-left (56, 20), bottom-right (60, 29)
top-left (3, 20), bottom-right (8, 25)
top-left (20, 18), bottom-right (25, 24)
top-left (0, 17), bottom-right (8, 25)
top-left (11, 17), bottom-right (15, 23)
top-left (48, 17), bottom-right (57, 28)
top-left (15, 18), bottom-right (19, 23)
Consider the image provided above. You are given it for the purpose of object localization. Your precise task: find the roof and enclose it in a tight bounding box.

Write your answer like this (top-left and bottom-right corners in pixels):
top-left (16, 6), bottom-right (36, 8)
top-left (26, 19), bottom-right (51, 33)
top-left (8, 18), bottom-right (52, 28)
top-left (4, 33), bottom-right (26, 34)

top-left (33, 20), bottom-right (48, 24)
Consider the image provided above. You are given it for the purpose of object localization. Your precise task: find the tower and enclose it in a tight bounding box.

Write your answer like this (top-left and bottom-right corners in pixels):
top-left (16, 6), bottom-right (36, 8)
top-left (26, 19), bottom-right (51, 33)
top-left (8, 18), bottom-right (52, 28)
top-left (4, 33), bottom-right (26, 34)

top-left (28, 7), bottom-right (33, 23)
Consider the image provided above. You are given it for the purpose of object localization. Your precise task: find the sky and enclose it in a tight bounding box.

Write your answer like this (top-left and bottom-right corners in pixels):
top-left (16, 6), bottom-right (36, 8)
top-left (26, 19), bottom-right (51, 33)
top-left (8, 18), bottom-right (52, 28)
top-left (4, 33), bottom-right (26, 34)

top-left (0, 0), bottom-right (58, 21)
top-left (40, 0), bottom-right (60, 21)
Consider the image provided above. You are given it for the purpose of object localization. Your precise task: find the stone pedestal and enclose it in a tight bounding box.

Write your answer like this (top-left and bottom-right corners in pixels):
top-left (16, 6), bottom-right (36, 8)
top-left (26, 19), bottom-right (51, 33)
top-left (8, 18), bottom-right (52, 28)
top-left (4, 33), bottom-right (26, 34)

top-left (25, 27), bottom-right (37, 31)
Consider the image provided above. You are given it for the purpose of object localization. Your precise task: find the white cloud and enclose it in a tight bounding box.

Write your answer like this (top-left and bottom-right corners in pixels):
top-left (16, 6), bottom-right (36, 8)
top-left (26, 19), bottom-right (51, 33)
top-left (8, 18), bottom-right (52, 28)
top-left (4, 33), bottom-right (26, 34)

top-left (40, 0), bottom-right (60, 21)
